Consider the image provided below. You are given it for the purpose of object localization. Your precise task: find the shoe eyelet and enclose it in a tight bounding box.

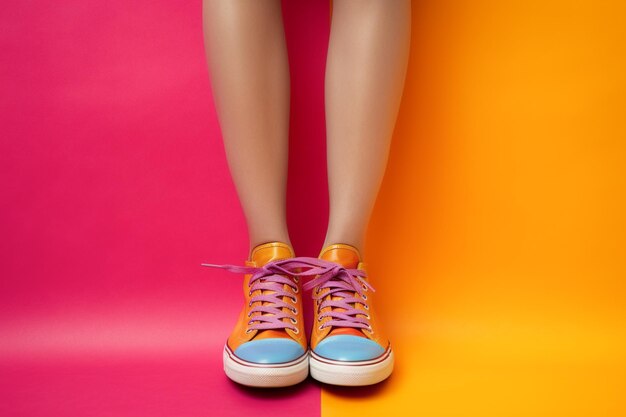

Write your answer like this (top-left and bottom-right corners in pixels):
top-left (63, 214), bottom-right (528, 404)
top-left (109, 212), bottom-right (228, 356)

top-left (245, 329), bottom-right (253, 334)
top-left (290, 296), bottom-right (298, 303)
top-left (293, 286), bottom-right (299, 293)
top-left (364, 304), bottom-right (369, 310)
top-left (290, 318), bottom-right (298, 324)
top-left (362, 284), bottom-right (368, 291)
top-left (362, 294), bottom-right (368, 300)
top-left (318, 325), bottom-right (325, 331)
top-left (365, 314), bottom-right (371, 320)
top-left (294, 277), bottom-right (299, 283)
top-left (248, 301), bottom-right (252, 307)
top-left (291, 327), bottom-right (300, 334)
top-left (291, 308), bottom-right (298, 315)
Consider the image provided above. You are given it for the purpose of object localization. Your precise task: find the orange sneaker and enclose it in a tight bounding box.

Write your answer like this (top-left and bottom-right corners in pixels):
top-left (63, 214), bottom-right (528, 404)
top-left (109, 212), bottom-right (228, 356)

top-left (306, 243), bottom-right (394, 386)
top-left (203, 242), bottom-right (308, 387)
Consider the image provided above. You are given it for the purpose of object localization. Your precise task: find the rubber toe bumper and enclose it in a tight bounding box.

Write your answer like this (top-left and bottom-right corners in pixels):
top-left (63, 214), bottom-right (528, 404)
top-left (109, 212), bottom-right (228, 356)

top-left (314, 335), bottom-right (385, 361)
top-left (234, 338), bottom-right (305, 364)
top-left (224, 343), bottom-right (309, 387)
top-left (310, 342), bottom-right (394, 386)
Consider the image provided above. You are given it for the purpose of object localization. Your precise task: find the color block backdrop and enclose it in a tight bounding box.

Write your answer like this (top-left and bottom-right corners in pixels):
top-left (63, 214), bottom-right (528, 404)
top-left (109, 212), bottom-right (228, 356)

top-left (1, 1), bottom-right (625, 416)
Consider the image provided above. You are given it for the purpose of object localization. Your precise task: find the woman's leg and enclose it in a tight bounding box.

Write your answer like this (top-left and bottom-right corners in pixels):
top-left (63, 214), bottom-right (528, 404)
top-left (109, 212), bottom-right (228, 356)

top-left (202, 1), bottom-right (291, 253)
top-left (202, 2), bottom-right (310, 388)
top-left (324, 0), bottom-right (412, 252)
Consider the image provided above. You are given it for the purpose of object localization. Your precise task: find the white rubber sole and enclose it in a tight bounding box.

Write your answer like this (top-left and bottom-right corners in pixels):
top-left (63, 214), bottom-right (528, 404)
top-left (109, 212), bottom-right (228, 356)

top-left (223, 344), bottom-right (309, 388)
top-left (309, 346), bottom-right (394, 386)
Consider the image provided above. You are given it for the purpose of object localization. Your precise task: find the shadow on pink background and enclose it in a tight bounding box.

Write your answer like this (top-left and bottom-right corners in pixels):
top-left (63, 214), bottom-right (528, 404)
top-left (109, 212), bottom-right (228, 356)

top-left (1, 1), bottom-right (330, 415)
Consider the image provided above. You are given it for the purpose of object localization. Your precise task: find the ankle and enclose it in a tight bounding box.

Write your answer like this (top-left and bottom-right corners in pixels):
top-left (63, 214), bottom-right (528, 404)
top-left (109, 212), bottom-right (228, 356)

top-left (248, 238), bottom-right (292, 258)
top-left (321, 238), bottom-right (364, 256)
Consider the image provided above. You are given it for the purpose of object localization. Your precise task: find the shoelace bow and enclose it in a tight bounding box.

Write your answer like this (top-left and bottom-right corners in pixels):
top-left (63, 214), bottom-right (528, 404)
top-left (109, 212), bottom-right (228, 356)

top-left (202, 257), bottom-right (375, 332)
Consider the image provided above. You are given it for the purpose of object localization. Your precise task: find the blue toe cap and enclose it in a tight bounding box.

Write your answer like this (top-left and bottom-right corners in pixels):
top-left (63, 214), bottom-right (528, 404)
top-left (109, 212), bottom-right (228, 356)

top-left (234, 338), bottom-right (305, 364)
top-left (314, 335), bottom-right (385, 361)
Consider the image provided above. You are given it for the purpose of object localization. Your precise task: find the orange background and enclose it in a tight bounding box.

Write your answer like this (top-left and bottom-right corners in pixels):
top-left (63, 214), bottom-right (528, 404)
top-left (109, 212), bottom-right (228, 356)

top-left (324, 1), bottom-right (626, 416)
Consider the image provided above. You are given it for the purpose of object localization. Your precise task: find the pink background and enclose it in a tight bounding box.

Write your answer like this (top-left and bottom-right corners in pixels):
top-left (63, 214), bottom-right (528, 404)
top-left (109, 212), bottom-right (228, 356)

top-left (1, 1), bottom-right (329, 415)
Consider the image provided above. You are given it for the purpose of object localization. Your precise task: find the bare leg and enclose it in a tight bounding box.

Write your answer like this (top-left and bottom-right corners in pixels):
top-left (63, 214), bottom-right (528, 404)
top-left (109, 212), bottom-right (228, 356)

top-left (323, 0), bottom-right (411, 252)
top-left (202, 1), bottom-right (291, 253)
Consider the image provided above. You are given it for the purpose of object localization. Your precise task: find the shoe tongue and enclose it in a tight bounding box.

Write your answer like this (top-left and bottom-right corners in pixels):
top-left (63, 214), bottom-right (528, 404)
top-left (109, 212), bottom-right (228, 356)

top-left (319, 244), bottom-right (366, 339)
top-left (249, 242), bottom-right (295, 341)
top-left (250, 242), bottom-right (295, 266)
top-left (319, 244), bottom-right (360, 268)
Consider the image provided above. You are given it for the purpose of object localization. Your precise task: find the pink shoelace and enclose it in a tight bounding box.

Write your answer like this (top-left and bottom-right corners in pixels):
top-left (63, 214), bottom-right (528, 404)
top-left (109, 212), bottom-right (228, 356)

top-left (298, 257), bottom-right (375, 331)
top-left (202, 257), bottom-right (375, 332)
